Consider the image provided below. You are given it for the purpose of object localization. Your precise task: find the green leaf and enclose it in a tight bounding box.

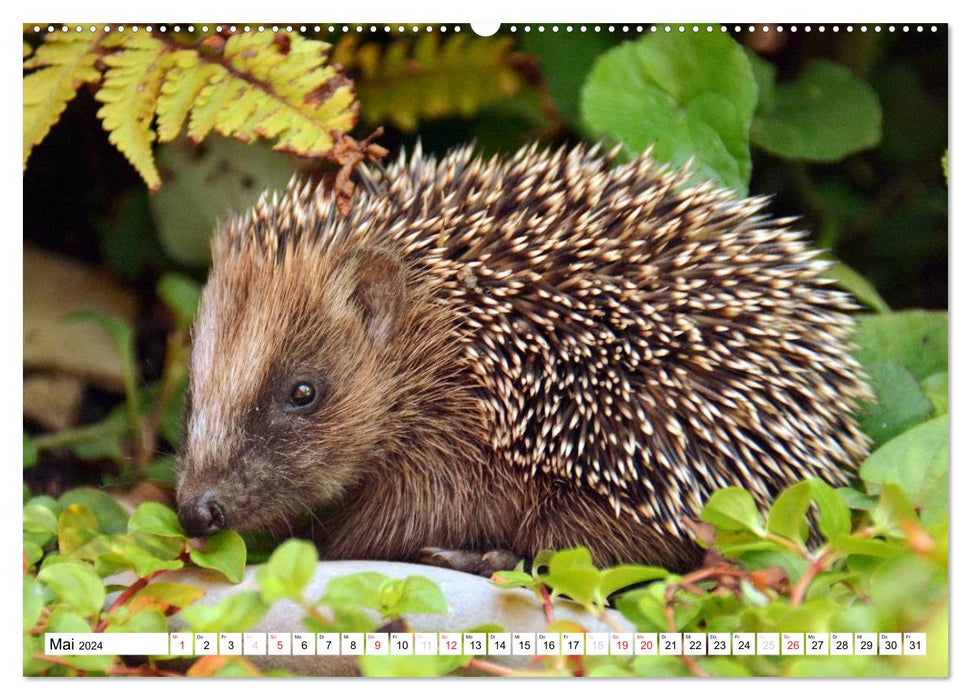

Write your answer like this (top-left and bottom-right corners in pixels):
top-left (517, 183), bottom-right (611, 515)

top-left (59, 488), bottom-right (129, 535)
top-left (701, 487), bottom-right (765, 534)
top-left (379, 576), bottom-right (448, 617)
top-left (543, 547), bottom-right (601, 611)
top-left (766, 481), bottom-right (812, 544)
top-left (857, 362), bottom-right (933, 445)
top-left (320, 572), bottom-right (389, 611)
top-left (860, 415), bottom-right (948, 527)
top-left (37, 562), bottom-right (106, 617)
top-left (256, 539), bottom-right (318, 601)
top-left (189, 530), bottom-right (247, 583)
top-left (836, 487), bottom-right (877, 511)
top-left (157, 272), bottom-right (202, 328)
top-left (831, 535), bottom-right (901, 559)
top-left (104, 607), bottom-right (168, 633)
top-left (24, 577), bottom-right (46, 631)
top-left (599, 565), bottom-right (668, 598)
top-left (98, 541), bottom-right (184, 578)
top-left (23, 503), bottom-right (59, 540)
top-left (751, 60), bottom-right (882, 161)
top-left (827, 262), bottom-right (891, 313)
top-left (809, 479), bottom-right (851, 542)
top-left (57, 504), bottom-right (102, 556)
top-left (129, 502), bottom-right (186, 538)
top-left (24, 433), bottom-right (38, 467)
top-left (853, 312), bottom-right (948, 382)
top-left (181, 591), bottom-right (268, 633)
top-left (580, 31), bottom-right (757, 193)
top-left (920, 372), bottom-right (948, 417)
top-left (870, 483), bottom-right (919, 537)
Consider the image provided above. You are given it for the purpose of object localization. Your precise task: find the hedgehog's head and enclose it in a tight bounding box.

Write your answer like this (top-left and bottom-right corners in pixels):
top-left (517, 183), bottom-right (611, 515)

top-left (175, 229), bottom-right (412, 537)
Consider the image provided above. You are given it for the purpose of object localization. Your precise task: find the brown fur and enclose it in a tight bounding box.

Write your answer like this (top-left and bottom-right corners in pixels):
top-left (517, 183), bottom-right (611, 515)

top-left (176, 143), bottom-right (871, 571)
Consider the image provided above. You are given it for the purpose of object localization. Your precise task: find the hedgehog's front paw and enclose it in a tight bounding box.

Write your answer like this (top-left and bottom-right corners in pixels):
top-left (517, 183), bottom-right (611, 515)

top-left (418, 547), bottom-right (523, 577)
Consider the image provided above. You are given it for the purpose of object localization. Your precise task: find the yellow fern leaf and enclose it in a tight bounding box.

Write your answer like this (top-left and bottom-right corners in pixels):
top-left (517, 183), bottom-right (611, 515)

top-left (23, 33), bottom-right (102, 169)
top-left (95, 34), bottom-right (171, 190)
top-left (338, 33), bottom-right (523, 131)
top-left (155, 50), bottom-right (221, 142)
top-left (183, 33), bottom-right (356, 157)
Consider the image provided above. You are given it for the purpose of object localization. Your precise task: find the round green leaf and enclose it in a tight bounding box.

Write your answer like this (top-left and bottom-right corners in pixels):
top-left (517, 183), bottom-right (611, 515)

top-left (262, 539), bottom-right (318, 599)
top-left (181, 591), bottom-right (268, 633)
top-left (751, 60), bottom-right (882, 161)
top-left (37, 562), bottom-right (106, 617)
top-left (580, 31), bottom-right (757, 194)
top-left (860, 415), bottom-right (948, 527)
top-left (57, 504), bottom-right (101, 556)
top-left (853, 311), bottom-right (948, 382)
top-left (188, 529), bottom-right (246, 583)
top-left (700, 487), bottom-right (765, 534)
top-left (59, 488), bottom-right (129, 535)
top-left (378, 575), bottom-right (447, 617)
top-left (128, 502), bottom-right (186, 538)
top-left (23, 504), bottom-right (58, 538)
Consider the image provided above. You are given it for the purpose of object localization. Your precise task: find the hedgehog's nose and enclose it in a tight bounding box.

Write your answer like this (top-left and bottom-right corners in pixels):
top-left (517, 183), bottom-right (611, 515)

top-left (178, 491), bottom-right (226, 537)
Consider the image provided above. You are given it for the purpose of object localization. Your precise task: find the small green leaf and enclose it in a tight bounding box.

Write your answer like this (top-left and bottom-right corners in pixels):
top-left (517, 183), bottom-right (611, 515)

top-left (181, 591), bottom-right (268, 633)
top-left (157, 272), bottom-right (202, 328)
top-left (129, 502), bottom-right (186, 538)
top-left (189, 530), bottom-right (247, 583)
top-left (857, 362), bottom-right (933, 445)
top-left (130, 582), bottom-right (206, 611)
top-left (59, 488), bottom-right (130, 535)
top-left (837, 487), bottom-right (877, 511)
top-left (599, 565), bottom-right (668, 598)
top-left (23, 503), bottom-right (59, 540)
top-left (37, 562), bottom-right (106, 617)
top-left (766, 481), bottom-right (813, 544)
top-left (24, 577), bottom-right (46, 631)
top-left (809, 479), bottom-right (851, 542)
top-left (860, 415), bottom-right (948, 527)
top-left (104, 607), bottom-right (168, 633)
top-left (99, 541), bottom-right (184, 578)
top-left (751, 60), bottom-right (882, 161)
top-left (57, 504), bottom-right (102, 556)
top-left (379, 575), bottom-right (448, 617)
top-left (580, 31), bottom-right (758, 193)
top-left (831, 535), bottom-right (901, 559)
top-left (543, 547), bottom-right (601, 611)
top-left (870, 484), bottom-right (919, 537)
top-left (701, 487), bottom-right (765, 534)
top-left (320, 572), bottom-right (389, 611)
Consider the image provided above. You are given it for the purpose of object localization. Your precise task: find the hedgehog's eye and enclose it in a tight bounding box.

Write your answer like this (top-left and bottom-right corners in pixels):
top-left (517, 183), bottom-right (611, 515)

top-left (283, 378), bottom-right (323, 414)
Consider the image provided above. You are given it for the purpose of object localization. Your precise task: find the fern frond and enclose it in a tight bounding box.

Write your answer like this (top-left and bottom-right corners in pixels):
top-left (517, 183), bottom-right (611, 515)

top-left (23, 32), bottom-right (102, 169)
top-left (23, 30), bottom-right (358, 190)
top-left (177, 33), bottom-right (356, 156)
top-left (336, 33), bottom-right (523, 131)
top-left (95, 34), bottom-right (172, 190)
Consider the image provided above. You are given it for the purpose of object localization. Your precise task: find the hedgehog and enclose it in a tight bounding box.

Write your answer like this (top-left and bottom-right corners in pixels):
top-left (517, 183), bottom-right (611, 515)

top-left (174, 142), bottom-right (872, 574)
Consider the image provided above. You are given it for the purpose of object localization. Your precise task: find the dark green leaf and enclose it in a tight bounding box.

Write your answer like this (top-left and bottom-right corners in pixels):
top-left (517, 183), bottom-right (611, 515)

top-left (751, 60), bottom-right (882, 161)
top-left (580, 31), bottom-right (757, 193)
top-left (858, 362), bottom-right (933, 445)
top-left (23, 433), bottom-right (38, 467)
top-left (59, 488), bottom-right (130, 536)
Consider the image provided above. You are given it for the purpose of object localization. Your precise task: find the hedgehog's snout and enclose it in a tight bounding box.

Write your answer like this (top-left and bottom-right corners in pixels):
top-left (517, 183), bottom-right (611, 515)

top-left (178, 490), bottom-right (226, 537)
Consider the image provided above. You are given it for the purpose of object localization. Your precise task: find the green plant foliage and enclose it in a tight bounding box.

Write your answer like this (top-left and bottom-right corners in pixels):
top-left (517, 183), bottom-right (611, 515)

top-left (334, 32), bottom-right (523, 131)
top-left (853, 312), bottom-right (948, 382)
top-left (23, 30), bottom-right (357, 190)
top-left (580, 30), bottom-right (758, 193)
top-left (522, 29), bottom-right (613, 124)
top-left (858, 362), bottom-right (933, 446)
top-left (750, 58), bottom-right (882, 161)
top-left (188, 530), bottom-right (247, 583)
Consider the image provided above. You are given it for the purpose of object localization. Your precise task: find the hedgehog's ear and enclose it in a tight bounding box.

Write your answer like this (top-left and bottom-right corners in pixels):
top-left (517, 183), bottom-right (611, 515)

top-left (341, 247), bottom-right (408, 346)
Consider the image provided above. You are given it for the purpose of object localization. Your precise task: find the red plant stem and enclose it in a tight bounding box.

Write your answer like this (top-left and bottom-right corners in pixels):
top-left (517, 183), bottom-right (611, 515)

top-left (538, 583), bottom-right (555, 625)
top-left (790, 551), bottom-right (831, 607)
